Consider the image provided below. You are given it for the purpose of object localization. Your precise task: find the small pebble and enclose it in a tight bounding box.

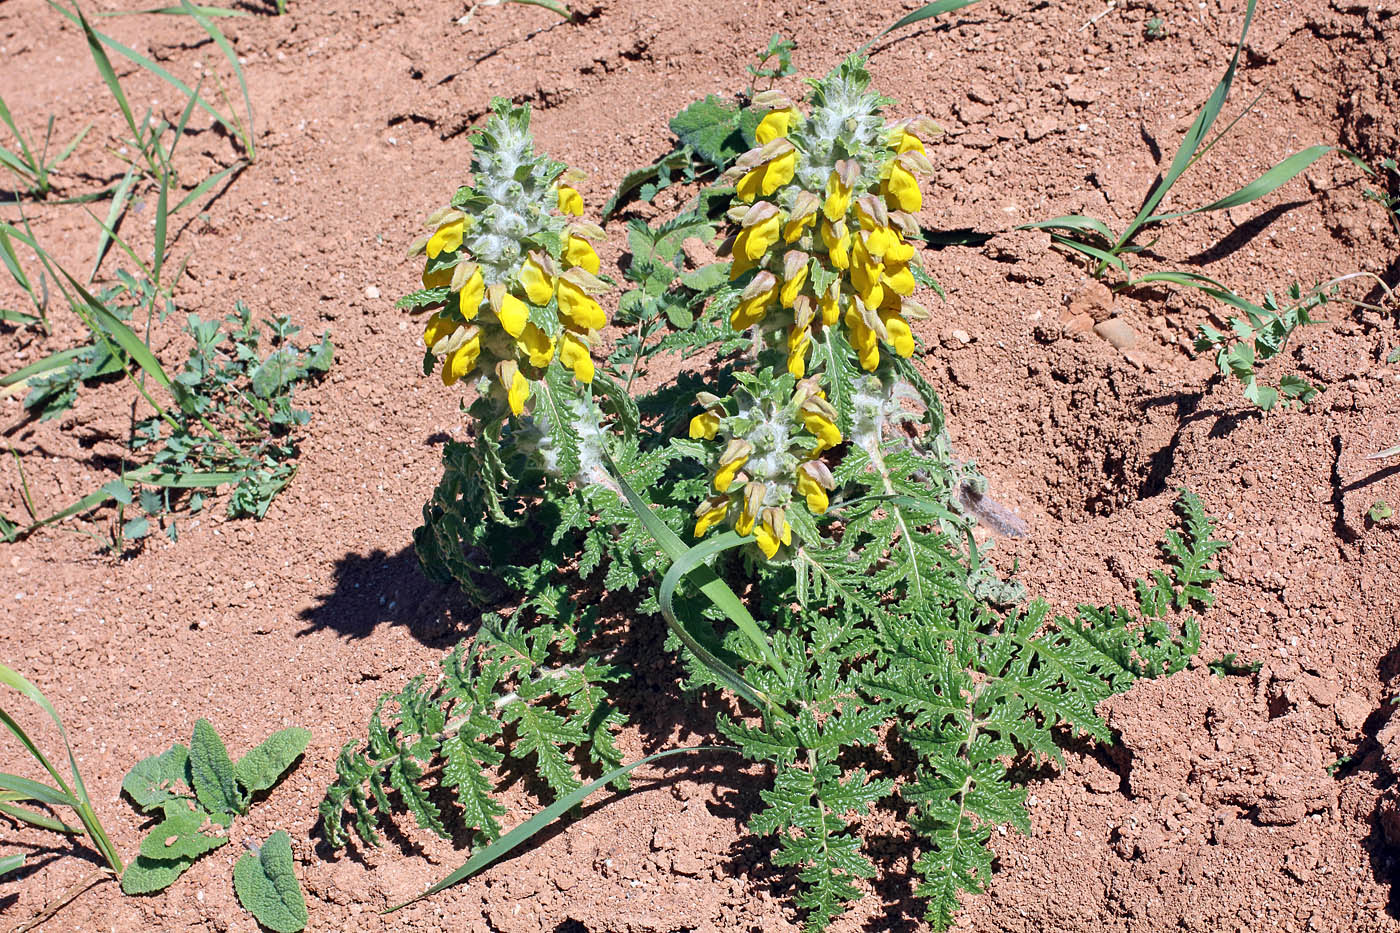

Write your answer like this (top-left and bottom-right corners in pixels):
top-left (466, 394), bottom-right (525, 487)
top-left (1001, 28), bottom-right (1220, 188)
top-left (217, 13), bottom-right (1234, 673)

top-left (365, 285), bottom-right (381, 299)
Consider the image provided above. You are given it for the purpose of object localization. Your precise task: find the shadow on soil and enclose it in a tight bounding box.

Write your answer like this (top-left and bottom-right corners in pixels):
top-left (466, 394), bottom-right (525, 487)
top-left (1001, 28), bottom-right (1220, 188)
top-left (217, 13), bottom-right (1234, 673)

top-left (296, 545), bottom-right (478, 645)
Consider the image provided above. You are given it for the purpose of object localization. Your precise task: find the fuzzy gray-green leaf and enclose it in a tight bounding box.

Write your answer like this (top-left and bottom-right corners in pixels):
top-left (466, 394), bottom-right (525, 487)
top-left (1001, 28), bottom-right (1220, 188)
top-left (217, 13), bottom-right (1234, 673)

top-left (189, 718), bottom-right (243, 819)
top-left (122, 743), bottom-right (190, 812)
top-left (234, 727), bottom-right (311, 797)
top-left (137, 800), bottom-right (227, 861)
top-left (233, 830), bottom-right (307, 933)
top-left (121, 853), bottom-right (197, 895)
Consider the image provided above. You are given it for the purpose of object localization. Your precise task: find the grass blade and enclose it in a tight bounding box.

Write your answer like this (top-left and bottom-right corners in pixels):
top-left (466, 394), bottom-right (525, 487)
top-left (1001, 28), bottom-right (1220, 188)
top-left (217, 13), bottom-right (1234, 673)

top-left (50, 1), bottom-right (237, 141)
top-left (99, 4), bottom-right (249, 14)
top-left (1017, 214), bottom-right (1116, 244)
top-left (1145, 145), bottom-right (1337, 223)
top-left (0, 772), bottom-right (73, 810)
top-left (0, 308), bottom-right (39, 327)
top-left (386, 745), bottom-right (737, 912)
top-left (1121, 0), bottom-right (1257, 245)
top-left (1128, 270), bottom-right (1266, 315)
top-left (0, 854), bottom-right (24, 876)
top-left (1048, 234), bottom-right (1129, 272)
top-left (179, 0), bottom-right (255, 160)
top-left (508, 0), bottom-right (570, 16)
top-left (171, 159), bottom-right (245, 215)
top-left (1368, 444), bottom-right (1400, 460)
top-left (60, 1), bottom-right (149, 168)
top-left (88, 162), bottom-right (137, 283)
top-left (0, 800), bottom-right (82, 834)
top-left (861, 0), bottom-right (982, 52)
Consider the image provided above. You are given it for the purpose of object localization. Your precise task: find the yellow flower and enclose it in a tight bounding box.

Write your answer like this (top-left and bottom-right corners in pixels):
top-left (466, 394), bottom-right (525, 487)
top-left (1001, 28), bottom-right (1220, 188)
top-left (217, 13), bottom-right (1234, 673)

top-left (734, 505), bottom-right (756, 537)
top-left (780, 263), bottom-right (808, 308)
top-left (497, 293), bottom-right (529, 338)
top-left (423, 313), bottom-right (455, 350)
top-left (557, 278), bottom-right (607, 331)
top-left (783, 194), bottom-right (820, 242)
top-left (694, 499), bottom-right (729, 538)
top-left (422, 264), bottom-right (453, 289)
top-left (564, 234), bottom-right (600, 275)
top-left (459, 267), bottom-right (484, 320)
top-left (689, 411), bottom-right (720, 440)
top-left (824, 170), bottom-right (853, 222)
top-left (895, 129), bottom-right (925, 155)
top-left (756, 107), bottom-right (799, 144)
top-left (879, 307), bottom-right (916, 358)
top-left (801, 409), bottom-right (842, 454)
top-left (441, 333), bottom-right (481, 386)
top-left (734, 208), bottom-right (783, 265)
top-left (557, 185), bottom-right (584, 217)
top-left (426, 216), bottom-right (465, 259)
top-left (764, 150), bottom-right (797, 195)
top-left (787, 325), bottom-right (811, 378)
top-left (884, 237), bottom-right (916, 265)
top-left (559, 331), bottom-right (595, 383)
top-left (845, 305), bottom-right (880, 372)
top-left (731, 272), bottom-right (778, 329)
top-left (754, 508), bottom-right (792, 559)
top-left (883, 263), bottom-right (916, 297)
top-left (850, 235), bottom-right (885, 307)
top-left (498, 361), bottom-right (530, 415)
top-left (714, 441), bottom-right (752, 493)
top-left (795, 467), bottom-right (830, 514)
top-left (818, 286), bottom-right (840, 327)
top-left (519, 322), bottom-right (555, 368)
top-left (883, 160), bottom-right (922, 213)
top-left (820, 220), bottom-right (850, 270)
top-left (520, 257), bottom-right (556, 305)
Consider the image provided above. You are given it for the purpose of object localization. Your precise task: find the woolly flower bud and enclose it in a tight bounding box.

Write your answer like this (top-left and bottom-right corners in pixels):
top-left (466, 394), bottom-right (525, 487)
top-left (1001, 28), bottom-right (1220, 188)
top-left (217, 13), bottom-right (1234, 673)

top-left (401, 99), bottom-right (608, 416)
top-left (717, 55), bottom-right (935, 376)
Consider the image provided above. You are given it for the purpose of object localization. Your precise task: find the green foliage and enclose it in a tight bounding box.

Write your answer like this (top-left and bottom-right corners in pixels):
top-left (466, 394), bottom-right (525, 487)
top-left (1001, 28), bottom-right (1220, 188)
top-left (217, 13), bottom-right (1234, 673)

top-left (233, 831), bottom-right (307, 933)
top-left (1192, 280), bottom-right (1329, 410)
top-left (1370, 500), bottom-right (1394, 522)
top-left (1208, 653), bottom-right (1262, 677)
top-left (0, 93), bottom-right (90, 198)
top-left (0, 663), bottom-right (124, 877)
top-left (319, 616), bottom-right (626, 850)
top-left (121, 720), bottom-right (309, 895)
top-left (1362, 156), bottom-right (1398, 236)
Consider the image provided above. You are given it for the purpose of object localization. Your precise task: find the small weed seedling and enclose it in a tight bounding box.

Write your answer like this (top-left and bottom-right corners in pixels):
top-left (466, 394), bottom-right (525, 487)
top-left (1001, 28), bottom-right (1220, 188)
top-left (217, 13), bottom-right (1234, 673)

top-left (1370, 500), bottom-right (1394, 523)
top-left (1, 664), bottom-right (124, 920)
top-left (1022, 0), bottom-right (1341, 294)
top-left (122, 721), bottom-right (310, 931)
top-left (0, 95), bottom-right (91, 199)
top-left (323, 59), bottom-right (1228, 930)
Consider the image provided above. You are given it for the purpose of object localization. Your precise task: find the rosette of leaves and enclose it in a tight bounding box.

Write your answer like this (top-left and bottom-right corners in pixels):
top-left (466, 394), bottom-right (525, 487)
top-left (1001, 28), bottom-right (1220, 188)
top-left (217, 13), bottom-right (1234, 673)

top-left (400, 98), bottom-right (609, 419)
top-left (121, 719), bottom-right (309, 907)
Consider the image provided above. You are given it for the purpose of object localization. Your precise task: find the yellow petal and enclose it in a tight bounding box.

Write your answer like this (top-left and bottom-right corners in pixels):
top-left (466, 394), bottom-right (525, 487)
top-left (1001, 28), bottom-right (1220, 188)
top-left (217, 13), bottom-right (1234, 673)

top-left (795, 470), bottom-right (830, 513)
top-left (506, 369), bottom-right (531, 415)
top-left (734, 506), bottom-right (756, 537)
top-left (497, 293), bottom-right (529, 338)
top-left (780, 265), bottom-right (807, 308)
top-left (754, 522), bottom-right (779, 558)
top-left (884, 264), bottom-right (916, 297)
top-left (762, 150), bottom-right (796, 195)
top-left (844, 307), bottom-right (880, 372)
top-left (560, 332), bottom-right (595, 383)
top-left (440, 335), bottom-right (480, 386)
top-left (557, 279), bottom-right (607, 330)
top-left (520, 258), bottom-right (556, 306)
top-left (896, 130), bottom-right (925, 155)
top-left (823, 172), bottom-right (852, 221)
top-left (821, 221), bottom-right (850, 270)
top-left (783, 211), bottom-right (817, 243)
top-left (519, 322), bottom-right (555, 368)
top-left (818, 288), bottom-right (840, 326)
top-left (557, 185), bottom-right (584, 217)
top-left (423, 313), bottom-right (454, 349)
top-left (564, 234), bottom-right (601, 275)
top-left (694, 502), bottom-right (729, 538)
top-left (802, 412), bottom-right (842, 453)
top-left (714, 455), bottom-right (748, 493)
top-left (459, 268), bottom-right (484, 321)
top-left (755, 108), bottom-right (797, 145)
top-left (422, 264), bottom-right (453, 289)
top-left (689, 411), bottom-right (720, 440)
top-left (426, 217), bottom-right (464, 259)
top-left (884, 162), bottom-right (922, 213)
top-left (880, 309), bottom-right (916, 358)
top-left (736, 168), bottom-right (763, 203)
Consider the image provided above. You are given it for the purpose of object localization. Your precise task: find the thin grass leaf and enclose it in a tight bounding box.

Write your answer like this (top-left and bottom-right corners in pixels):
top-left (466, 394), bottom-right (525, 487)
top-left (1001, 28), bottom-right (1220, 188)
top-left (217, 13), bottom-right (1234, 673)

top-left (0, 97), bottom-right (39, 182)
top-left (860, 0), bottom-right (982, 52)
top-left (509, 0), bottom-right (570, 16)
top-left (179, 0), bottom-right (255, 160)
top-left (386, 745), bottom-right (737, 912)
top-left (1120, 0), bottom-right (1256, 245)
top-left (1048, 234), bottom-right (1129, 272)
top-left (1017, 214), bottom-right (1116, 243)
top-left (61, 1), bottom-right (151, 170)
top-left (99, 4), bottom-right (249, 14)
top-left (89, 163), bottom-right (137, 283)
top-left (46, 121), bottom-right (93, 172)
top-left (0, 800), bottom-right (82, 834)
top-left (50, 2), bottom-right (240, 142)
top-left (0, 309), bottom-right (39, 327)
top-left (1129, 270), bottom-right (1266, 315)
top-left (1145, 145), bottom-right (1337, 223)
top-left (0, 773), bottom-right (73, 809)
top-left (171, 159), bottom-right (245, 216)
top-left (1368, 444), bottom-right (1400, 460)
top-left (0, 854), bottom-right (24, 876)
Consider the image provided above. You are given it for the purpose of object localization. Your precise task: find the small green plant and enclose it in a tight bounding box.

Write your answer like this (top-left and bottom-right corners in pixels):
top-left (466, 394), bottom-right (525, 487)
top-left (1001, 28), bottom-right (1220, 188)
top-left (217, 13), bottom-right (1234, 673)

top-left (1362, 156), bottom-right (1398, 236)
top-left (1022, 0), bottom-right (1340, 294)
top-left (1208, 652), bottom-right (1262, 677)
top-left (325, 52), bottom-right (1228, 927)
top-left (1370, 500), bottom-right (1394, 522)
top-left (1145, 16), bottom-right (1166, 39)
top-left (0, 95), bottom-right (91, 199)
top-left (1, 664), bottom-right (124, 910)
top-left (121, 718), bottom-right (309, 933)
top-left (1192, 280), bottom-right (1327, 410)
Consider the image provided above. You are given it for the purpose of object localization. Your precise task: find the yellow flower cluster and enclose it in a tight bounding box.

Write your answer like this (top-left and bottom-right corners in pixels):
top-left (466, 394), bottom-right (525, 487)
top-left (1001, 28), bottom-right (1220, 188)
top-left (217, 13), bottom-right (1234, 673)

top-left (721, 99), bottom-right (937, 380)
top-left (413, 184), bottom-right (608, 416)
top-left (688, 380), bottom-right (840, 560)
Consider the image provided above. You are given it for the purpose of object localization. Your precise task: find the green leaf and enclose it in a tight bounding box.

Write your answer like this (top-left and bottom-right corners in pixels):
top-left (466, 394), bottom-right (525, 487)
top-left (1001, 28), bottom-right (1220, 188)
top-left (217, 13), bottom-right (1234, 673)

top-left (137, 800), bottom-right (226, 860)
top-left (863, 0), bottom-right (982, 52)
top-left (122, 743), bottom-right (190, 812)
top-left (0, 854), bottom-right (23, 877)
top-left (233, 831), bottom-right (307, 933)
top-left (1146, 146), bottom-right (1338, 223)
top-left (121, 853), bottom-right (197, 894)
top-left (189, 719), bottom-right (243, 819)
top-left (234, 727), bottom-right (310, 797)
top-left (668, 96), bottom-right (746, 171)
top-left (250, 347), bottom-right (300, 398)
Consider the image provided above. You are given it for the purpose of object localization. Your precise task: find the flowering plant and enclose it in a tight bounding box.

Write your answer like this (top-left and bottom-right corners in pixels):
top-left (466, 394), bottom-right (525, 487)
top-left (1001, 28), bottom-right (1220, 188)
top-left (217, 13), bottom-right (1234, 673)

top-left (326, 64), bottom-right (1214, 933)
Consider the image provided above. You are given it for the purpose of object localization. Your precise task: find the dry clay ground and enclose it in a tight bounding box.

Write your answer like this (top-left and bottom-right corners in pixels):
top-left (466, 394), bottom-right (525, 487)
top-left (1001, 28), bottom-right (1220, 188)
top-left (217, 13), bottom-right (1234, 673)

top-left (1, 0), bottom-right (1399, 930)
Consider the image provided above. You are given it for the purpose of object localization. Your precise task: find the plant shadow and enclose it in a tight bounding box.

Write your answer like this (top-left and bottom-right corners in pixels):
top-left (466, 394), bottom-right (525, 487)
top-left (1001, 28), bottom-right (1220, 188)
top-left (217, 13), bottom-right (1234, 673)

top-left (296, 545), bottom-right (480, 646)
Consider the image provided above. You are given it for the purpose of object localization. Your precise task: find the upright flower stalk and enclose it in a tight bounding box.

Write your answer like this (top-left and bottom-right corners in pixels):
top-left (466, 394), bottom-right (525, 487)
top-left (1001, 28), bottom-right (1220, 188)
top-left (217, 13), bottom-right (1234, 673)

top-left (402, 100), bottom-right (608, 417)
top-left (720, 56), bottom-right (936, 380)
